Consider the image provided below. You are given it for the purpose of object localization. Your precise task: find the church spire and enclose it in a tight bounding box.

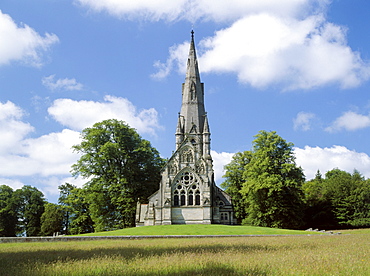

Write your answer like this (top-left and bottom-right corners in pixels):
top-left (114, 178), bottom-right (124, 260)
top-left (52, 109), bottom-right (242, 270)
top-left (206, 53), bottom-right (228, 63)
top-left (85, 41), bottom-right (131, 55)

top-left (180, 30), bottom-right (206, 135)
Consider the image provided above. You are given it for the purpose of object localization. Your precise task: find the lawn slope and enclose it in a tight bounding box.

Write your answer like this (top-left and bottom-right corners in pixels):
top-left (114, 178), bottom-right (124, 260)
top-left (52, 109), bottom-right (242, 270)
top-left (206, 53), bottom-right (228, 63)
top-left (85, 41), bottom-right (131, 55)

top-left (76, 224), bottom-right (319, 236)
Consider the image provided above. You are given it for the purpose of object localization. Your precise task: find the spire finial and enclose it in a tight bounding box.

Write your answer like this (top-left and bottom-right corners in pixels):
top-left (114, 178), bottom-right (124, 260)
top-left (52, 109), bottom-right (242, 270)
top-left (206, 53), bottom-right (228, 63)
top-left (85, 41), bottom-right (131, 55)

top-left (191, 29), bottom-right (194, 39)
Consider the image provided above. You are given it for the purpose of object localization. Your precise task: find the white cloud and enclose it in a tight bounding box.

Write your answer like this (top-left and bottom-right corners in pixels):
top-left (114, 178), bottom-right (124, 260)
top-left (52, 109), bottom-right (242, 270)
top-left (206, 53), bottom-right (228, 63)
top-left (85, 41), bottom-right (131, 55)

top-left (38, 175), bottom-right (88, 198)
top-left (0, 129), bottom-right (81, 177)
top-left (211, 150), bottom-right (234, 184)
top-left (0, 11), bottom-right (59, 67)
top-left (0, 178), bottom-right (24, 191)
top-left (75, 0), bottom-right (320, 22)
top-left (151, 42), bottom-right (190, 79)
top-left (0, 99), bottom-right (162, 201)
top-left (157, 13), bottom-right (370, 90)
top-left (0, 101), bottom-right (81, 201)
top-left (42, 75), bottom-right (84, 91)
top-left (77, 0), bottom-right (370, 90)
top-left (294, 145), bottom-right (370, 180)
top-left (211, 146), bottom-right (370, 183)
top-left (325, 111), bottom-right (370, 132)
top-left (293, 112), bottom-right (316, 131)
top-left (0, 101), bottom-right (34, 154)
top-left (48, 95), bottom-right (162, 135)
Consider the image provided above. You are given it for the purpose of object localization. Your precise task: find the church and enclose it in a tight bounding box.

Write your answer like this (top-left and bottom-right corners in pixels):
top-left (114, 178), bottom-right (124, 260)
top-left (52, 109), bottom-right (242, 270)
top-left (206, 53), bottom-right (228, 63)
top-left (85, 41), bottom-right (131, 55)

top-left (136, 31), bottom-right (235, 226)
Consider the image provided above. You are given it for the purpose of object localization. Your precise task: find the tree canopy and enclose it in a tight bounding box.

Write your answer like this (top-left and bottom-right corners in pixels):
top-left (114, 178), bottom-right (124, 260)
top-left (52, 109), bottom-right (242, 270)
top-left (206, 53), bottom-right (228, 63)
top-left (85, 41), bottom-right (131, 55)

top-left (12, 185), bottom-right (45, 236)
top-left (221, 151), bottom-right (252, 224)
top-left (71, 119), bottom-right (165, 230)
top-left (0, 185), bottom-right (17, 237)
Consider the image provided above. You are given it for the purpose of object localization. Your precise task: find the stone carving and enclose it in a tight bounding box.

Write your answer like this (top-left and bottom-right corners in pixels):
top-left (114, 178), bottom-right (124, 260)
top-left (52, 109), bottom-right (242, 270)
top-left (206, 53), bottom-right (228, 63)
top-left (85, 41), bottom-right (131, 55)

top-left (169, 163), bottom-right (177, 175)
top-left (181, 149), bottom-right (193, 163)
top-left (196, 162), bottom-right (205, 174)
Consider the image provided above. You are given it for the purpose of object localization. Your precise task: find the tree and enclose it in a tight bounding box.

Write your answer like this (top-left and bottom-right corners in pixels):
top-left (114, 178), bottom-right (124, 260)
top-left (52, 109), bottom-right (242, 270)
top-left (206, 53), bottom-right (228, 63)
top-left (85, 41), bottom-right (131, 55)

top-left (40, 203), bottom-right (64, 236)
top-left (58, 183), bottom-right (94, 235)
top-left (221, 151), bottom-right (252, 224)
top-left (240, 131), bottom-right (305, 229)
top-left (71, 119), bottom-right (165, 230)
top-left (302, 170), bottom-right (337, 229)
top-left (13, 186), bottom-right (45, 236)
top-left (0, 185), bottom-right (17, 237)
top-left (323, 169), bottom-right (370, 228)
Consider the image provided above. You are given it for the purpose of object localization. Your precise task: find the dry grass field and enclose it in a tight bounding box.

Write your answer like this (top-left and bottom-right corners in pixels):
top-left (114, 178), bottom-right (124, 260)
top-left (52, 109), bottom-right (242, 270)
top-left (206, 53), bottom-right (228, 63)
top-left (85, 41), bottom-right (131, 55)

top-left (0, 229), bottom-right (369, 275)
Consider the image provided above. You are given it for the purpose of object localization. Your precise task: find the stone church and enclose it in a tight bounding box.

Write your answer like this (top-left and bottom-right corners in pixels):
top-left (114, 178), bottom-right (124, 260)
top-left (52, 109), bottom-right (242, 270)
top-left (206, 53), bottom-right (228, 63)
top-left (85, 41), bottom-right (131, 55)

top-left (136, 31), bottom-right (235, 226)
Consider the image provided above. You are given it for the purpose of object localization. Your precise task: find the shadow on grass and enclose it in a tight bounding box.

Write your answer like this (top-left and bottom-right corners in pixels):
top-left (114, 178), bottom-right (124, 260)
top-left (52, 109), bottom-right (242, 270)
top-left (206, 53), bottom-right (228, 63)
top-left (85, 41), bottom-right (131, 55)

top-left (0, 241), bottom-right (298, 275)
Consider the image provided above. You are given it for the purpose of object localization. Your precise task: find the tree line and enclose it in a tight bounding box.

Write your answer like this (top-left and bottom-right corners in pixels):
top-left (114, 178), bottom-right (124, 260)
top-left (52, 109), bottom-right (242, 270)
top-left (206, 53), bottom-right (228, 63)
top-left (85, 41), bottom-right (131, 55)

top-left (1, 122), bottom-right (369, 237)
top-left (1, 120), bottom-right (165, 236)
top-left (222, 130), bottom-right (370, 229)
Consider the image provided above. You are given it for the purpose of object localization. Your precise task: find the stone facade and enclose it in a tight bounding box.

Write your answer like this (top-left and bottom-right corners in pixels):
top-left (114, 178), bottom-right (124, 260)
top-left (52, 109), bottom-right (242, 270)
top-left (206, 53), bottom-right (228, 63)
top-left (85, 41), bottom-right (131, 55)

top-left (136, 31), bottom-right (235, 226)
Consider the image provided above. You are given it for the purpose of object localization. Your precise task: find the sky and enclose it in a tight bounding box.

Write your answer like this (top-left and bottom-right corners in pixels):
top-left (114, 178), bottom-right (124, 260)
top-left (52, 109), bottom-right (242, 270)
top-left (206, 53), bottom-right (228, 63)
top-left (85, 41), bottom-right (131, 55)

top-left (1, 0), bottom-right (370, 203)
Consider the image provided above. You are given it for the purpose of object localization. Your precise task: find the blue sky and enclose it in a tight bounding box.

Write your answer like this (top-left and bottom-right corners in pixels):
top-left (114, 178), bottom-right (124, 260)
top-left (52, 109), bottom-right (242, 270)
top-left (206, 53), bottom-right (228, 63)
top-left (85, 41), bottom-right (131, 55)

top-left (1, 0), bottom-right (370, 203)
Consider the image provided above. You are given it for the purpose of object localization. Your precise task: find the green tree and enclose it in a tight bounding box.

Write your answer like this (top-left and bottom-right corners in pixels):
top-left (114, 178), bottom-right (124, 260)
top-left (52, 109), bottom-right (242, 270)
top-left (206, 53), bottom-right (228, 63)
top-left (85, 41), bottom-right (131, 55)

top-left (221, 151), bottom-right (252, 224)
top-left (40, 203), bottom-right (64, 236)
top-left (323, 169), bottom-right (370, 228)
top-left (241, 131), bottom-right (305, 229)
top-left (58, 183), bottom-right (94, 235)
top-left (0, 185), bottom-right (17, 237)
top-left (13, 185), bottom-right (45, 236)
top-left (71, 119), bottom-right (165, 230)
top-left (302, 171), bottom-right (337, 229)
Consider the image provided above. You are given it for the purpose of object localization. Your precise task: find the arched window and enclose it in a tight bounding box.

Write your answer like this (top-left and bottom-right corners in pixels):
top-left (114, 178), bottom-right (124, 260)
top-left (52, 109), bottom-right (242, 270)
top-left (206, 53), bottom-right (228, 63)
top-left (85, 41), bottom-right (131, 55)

top-left (173, 170), bottom-right (201, 207)
top-left (195, 190), bottom-right (200, 205)
top-left (174, 191), bottom-right (179, 206)
top-left (188, 190), bottom-right (194, 205)
top-left (180, 190), bottom-right (186, 206)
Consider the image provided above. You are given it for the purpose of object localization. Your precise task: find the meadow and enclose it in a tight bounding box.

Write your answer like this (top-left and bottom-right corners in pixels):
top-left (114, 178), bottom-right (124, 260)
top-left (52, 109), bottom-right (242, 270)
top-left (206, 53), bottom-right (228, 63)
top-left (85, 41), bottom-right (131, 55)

top-left (0, 227), bottom-right (369, 276)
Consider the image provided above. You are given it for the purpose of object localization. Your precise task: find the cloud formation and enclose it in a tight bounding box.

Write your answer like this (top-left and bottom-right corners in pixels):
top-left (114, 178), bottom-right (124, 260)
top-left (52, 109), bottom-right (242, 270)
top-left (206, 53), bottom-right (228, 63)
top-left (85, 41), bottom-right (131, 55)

top-left (157, 14), bottom-right (369, 90)
top-left (42, 75), bottom-right (84, 91)
top-left (76, 0), bottom-right (370, 90)
top-left (0, 101), bottom-right (34, 154)
top-left (211, 150), bottom-right (234, 184)
top-left (1, 97), bottom-right (161, 200)
top-left (293, 112), bottom-right (316, 131)
top-left (326, 111), bottom-right (370, 132)
top-left (0, 11), bottom-right (59, 67)
top-left (48, 95), bottom-right (162, 135)
top-left (76, 0), bottom-right (317, 22)
top-left (294, 145), bottom-right (370, 179)
top-left (0, 100), bottom-right (82, 198)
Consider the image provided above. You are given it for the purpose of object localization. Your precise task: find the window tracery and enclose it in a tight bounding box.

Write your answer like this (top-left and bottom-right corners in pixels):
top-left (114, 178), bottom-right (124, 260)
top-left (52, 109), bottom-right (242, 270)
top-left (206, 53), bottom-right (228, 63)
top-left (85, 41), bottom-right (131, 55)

top-left (172, 171), bottom-right (200, 206)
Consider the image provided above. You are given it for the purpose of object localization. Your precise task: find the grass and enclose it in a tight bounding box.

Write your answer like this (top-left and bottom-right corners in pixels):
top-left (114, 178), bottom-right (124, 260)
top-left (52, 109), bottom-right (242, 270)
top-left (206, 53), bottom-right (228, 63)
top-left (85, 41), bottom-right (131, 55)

top-left (0, 232), bottom-right (369, 275)
top-left (75, 224), bottom-right (321, 236)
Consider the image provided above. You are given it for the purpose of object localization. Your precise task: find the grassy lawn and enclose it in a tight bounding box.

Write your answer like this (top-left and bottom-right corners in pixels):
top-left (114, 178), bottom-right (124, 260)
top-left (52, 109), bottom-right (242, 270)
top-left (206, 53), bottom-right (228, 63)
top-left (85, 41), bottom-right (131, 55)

top-left (0, 232), bottom-right (369, 275)
top-left (75, 224), bottom-right (323, 236)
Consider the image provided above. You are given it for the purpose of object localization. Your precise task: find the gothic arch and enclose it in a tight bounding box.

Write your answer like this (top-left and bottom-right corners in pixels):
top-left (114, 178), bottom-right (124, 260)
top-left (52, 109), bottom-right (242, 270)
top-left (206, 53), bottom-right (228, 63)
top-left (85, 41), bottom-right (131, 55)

top-left (172, 168), bottom-right (202, 207)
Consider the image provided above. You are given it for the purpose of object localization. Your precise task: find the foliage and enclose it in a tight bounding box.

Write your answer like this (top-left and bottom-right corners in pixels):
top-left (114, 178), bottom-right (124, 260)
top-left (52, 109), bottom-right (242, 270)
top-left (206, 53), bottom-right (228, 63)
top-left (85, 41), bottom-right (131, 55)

top-left (58, 183), bottom-right (94, 235)
top-left (302, 169), bottom-right (370, 229)
top-left (302, 170), bottom-right (337, 229)
top-left (71, 119), bottom-right (165, 230)
top-left (12, 185), bottom-right (45, 236)
top-left (0, 185), bottom-right (17, 237)
top-left (40, 203), bottom-right (64, 236)
top-left (240, 131), bottom-right (305, 229)
top-left (221, 151), bottom-right (252, 223)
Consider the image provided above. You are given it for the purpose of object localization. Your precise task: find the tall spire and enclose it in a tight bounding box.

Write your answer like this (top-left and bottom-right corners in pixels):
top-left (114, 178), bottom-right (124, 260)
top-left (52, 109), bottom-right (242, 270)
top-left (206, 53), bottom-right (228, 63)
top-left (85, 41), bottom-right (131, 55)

top-left (180, 30), bottom-right (206, 135)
